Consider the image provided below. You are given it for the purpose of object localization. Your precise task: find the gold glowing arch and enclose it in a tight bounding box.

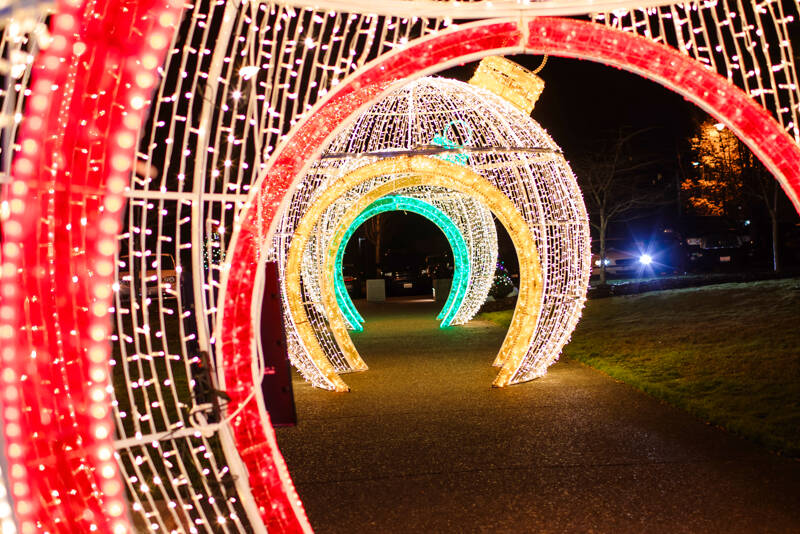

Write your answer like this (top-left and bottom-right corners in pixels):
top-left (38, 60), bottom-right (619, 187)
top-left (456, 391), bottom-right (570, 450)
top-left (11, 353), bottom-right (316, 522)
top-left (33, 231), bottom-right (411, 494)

top-left (286, 156), bottom-right (543, 391)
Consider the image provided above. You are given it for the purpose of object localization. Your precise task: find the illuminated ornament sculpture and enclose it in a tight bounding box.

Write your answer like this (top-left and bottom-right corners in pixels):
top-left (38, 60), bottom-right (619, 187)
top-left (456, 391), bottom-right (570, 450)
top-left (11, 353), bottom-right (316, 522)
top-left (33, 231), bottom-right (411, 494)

top-left (274, 71), bottom-right (591, 391)
top-left (3, 0), bottom-right (797, 529)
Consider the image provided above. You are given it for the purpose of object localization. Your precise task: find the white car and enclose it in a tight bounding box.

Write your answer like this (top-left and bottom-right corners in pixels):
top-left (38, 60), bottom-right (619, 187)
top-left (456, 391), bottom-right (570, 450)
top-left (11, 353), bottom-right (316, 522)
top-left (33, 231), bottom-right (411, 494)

top-left (591, 247), bottom-right (643, 277)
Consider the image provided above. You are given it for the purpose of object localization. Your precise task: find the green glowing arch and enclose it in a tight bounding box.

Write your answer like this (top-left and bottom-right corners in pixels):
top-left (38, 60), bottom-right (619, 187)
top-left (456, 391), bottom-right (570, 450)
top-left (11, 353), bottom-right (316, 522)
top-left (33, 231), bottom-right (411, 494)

top-left (334, 195), bottom-right (470, 330)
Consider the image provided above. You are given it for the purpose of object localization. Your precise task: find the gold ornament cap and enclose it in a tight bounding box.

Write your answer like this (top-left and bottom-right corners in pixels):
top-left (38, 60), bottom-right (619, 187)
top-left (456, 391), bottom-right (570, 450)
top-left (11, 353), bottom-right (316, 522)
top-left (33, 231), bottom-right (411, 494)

top-left (469, 56), bottom-right (545, 115)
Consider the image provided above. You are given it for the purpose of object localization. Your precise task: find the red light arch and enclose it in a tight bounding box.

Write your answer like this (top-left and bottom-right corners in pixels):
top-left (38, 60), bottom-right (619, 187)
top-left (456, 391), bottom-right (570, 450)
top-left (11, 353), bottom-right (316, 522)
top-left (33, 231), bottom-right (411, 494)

top-left (219, 16), bottom-right (800, 529)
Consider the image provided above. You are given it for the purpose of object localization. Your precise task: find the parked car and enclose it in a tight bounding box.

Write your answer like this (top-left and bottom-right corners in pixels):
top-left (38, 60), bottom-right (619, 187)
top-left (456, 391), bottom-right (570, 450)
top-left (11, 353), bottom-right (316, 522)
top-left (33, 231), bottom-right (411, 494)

top-left (592, 236), bottom-right (684, 278)
top-left (385, 268), bottom-right (419, 296)
top-left (117, 254), bottom-right (179, 299)
top-left (379, 248), bottom-right (436, 296)
top-left (686, 232), bottom-right (750, 271)
top-left (424, 253), bottom-right (454, 279)
top-left (592, 246), bottom-right (641, 277)
top-left (676, 216), bottom-right (753, 272)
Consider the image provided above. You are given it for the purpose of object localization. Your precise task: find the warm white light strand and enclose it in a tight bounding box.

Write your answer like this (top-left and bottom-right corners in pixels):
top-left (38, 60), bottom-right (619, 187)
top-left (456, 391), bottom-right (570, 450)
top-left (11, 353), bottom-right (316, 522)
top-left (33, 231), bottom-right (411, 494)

top-left (1, 0), bottom-right (796, 531)
top-left (594, 0), bottom-right (800, 142)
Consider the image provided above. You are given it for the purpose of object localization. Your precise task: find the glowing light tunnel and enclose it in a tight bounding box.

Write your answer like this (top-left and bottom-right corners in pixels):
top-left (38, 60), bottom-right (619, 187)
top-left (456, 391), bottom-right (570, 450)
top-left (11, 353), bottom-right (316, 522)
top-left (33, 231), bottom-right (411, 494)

top-left (334, 195), bottom-right (470, 329)
top-left (5, 2), bottom-right (799, 530)
top-left (284, 157), bottom-right (544, 392)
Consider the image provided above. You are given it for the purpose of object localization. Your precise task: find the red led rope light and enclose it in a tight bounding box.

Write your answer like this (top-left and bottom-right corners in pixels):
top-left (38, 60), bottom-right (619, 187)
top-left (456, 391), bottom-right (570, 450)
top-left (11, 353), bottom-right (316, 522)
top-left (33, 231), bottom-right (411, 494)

top-left (0, 0), bottom-right (180, 532)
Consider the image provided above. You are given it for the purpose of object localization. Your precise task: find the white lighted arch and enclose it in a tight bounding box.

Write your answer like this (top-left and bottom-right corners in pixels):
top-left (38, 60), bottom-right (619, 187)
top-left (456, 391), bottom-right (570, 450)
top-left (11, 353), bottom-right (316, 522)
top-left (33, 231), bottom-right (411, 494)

top-left (273, 76), bottom-right (591, 391)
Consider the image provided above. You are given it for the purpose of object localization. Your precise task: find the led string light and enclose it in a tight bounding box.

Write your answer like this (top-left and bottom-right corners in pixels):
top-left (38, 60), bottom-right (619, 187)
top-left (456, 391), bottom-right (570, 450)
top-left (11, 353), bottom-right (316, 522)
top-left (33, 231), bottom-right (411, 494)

top-left (391, 186), bottom-right (500, 326)
top-left (593, 0), bottom-right (800, 143)
top-left (327, 196), bottom-right (468, 329)
top-left (324, 175), bottom-right (534, 385)
top-left (0, 0), bottom-right (180, 531)
top-left (0, 9), bottom-right (48, 184)
top-left (311, 116), bottom-right (496, 332)
top-left (0, 1), bottom-right (796, 532)
top-left (69, 5), bottom-right (800, 534)
top-left (109, 2), bottom-right (271, 527)
top-left (430, 119), bottom-right (473, 166)
top-left (332, 195), bottom-right (471, 329)
top-left (260, 0), bottom-right (689, 18)
top-left (0, 10), bottom-right (49, 534)
top-left (410, 186), bottom-right (499, 326)
top-left (0, 461), bottom-right (15, 534)
top-left (104, 1), bottom-right (445, 530)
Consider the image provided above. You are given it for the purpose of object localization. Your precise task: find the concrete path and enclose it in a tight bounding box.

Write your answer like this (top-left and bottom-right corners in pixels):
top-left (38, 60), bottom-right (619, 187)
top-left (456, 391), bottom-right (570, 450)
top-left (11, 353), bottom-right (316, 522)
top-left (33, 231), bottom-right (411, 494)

top-left (275, 298), bottom-right (800, 533)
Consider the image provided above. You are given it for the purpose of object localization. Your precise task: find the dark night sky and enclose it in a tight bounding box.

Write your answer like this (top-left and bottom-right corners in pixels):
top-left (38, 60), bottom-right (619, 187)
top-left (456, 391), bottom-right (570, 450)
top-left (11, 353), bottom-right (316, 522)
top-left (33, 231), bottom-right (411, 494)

top-left (521, 55), bottom-right (695, 157)
top-left (444, 54), bottom-right (697, 162)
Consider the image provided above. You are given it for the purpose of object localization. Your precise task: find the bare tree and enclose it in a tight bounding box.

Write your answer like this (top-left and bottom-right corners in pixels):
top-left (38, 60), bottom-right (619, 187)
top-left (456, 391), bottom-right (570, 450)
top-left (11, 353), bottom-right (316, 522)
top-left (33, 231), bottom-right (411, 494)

top-left (572, 129), bottom-right (663, 284)
top-left (748, 171), bottom-right (783, 272)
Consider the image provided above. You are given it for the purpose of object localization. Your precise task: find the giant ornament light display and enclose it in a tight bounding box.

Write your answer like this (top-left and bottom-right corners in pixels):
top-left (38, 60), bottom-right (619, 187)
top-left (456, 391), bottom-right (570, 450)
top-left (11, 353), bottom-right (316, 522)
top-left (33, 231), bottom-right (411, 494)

top-left (273, 74), bottom-right (590, 392)
top-left (0, 0), bottom-right (799, 531)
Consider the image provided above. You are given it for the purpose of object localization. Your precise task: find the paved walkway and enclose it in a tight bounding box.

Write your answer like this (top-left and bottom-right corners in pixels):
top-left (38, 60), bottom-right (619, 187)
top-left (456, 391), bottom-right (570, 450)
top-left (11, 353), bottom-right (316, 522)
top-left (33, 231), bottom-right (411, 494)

top-left (275, 298), bottom-right (800, 533)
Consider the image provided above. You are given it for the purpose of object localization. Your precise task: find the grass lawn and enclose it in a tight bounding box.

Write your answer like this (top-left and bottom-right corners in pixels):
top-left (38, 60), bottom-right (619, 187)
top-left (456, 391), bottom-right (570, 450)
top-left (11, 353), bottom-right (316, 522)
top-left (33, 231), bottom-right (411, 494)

top-left (479, 278), bottom-right (800, 457)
